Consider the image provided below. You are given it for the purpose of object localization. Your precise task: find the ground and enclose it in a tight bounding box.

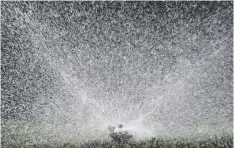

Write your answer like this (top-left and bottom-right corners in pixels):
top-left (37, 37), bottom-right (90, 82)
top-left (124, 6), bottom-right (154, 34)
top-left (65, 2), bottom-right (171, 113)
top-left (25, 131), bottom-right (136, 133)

top-left (2, 135), bottom-right (233, 148)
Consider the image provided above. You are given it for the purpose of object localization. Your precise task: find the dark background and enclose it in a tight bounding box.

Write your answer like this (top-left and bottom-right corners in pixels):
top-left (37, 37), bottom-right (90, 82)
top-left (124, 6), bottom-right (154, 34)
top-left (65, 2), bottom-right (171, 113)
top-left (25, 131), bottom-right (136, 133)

top-left (1, 2), bottom-right (233, 128)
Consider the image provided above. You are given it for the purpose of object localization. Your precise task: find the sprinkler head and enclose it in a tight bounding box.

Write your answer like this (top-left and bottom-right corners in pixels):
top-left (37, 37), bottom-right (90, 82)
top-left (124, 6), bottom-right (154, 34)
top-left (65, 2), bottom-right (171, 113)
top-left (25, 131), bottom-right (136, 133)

top-left (118, 124), bottom-right (123, 128)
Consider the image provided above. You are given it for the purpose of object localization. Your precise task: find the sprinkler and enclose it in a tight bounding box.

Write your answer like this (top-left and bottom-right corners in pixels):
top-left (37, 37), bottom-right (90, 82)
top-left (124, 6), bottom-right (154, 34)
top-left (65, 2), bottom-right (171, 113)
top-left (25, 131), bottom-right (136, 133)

top-left (108, 124), bottom-right (133, 144)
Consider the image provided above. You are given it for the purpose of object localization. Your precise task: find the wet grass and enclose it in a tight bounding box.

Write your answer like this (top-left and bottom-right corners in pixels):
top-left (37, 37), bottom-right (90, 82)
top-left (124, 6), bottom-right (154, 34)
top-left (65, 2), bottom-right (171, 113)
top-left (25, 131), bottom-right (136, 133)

top-left (2, 135), bottom-right (233, 148)
top-left (78, 135), bottom-right (233, 148)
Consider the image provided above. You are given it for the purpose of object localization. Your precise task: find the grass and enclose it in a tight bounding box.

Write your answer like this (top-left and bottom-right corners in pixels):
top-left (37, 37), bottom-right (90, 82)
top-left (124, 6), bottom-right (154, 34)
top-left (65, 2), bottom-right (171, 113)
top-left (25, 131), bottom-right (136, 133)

top-left (1, 121), bottom-right (233, 148)
top-left (2, 135), bottom-right (233, 148)
top-left (78, 135), bottom-right (233, 148)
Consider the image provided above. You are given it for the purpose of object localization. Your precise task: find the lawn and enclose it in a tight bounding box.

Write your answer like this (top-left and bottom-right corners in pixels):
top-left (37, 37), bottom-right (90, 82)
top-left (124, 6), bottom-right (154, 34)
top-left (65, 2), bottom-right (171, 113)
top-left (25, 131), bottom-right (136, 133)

top-left (2, 134), bottom-right (233, 148)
